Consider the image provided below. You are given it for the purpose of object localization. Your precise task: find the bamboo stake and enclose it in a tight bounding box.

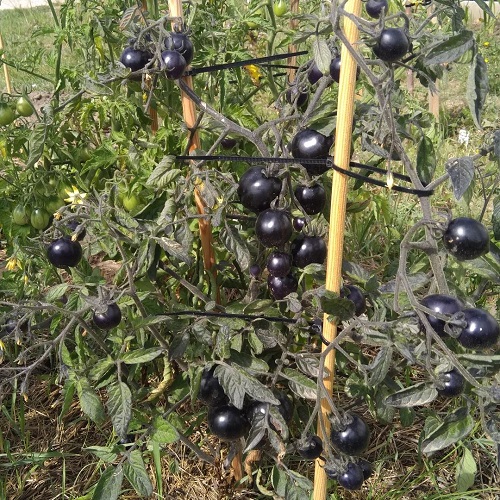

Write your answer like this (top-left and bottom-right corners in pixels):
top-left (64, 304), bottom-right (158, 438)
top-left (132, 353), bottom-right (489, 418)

top-left (312, 0), bottom-right (361, 498)
top-left (287, 0), bottom-right (300, 83)
top-left (0, 34), bottom-right (12, 94)
top-left (168, 0), bottom-right (217, 275)
top-left (141, 1), bottom-right (158, 132)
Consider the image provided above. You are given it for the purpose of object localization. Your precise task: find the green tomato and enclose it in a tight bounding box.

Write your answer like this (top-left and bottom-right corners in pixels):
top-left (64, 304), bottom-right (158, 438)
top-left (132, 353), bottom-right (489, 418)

top-left (122, 193), bottom-right (141, 212)
top-left (16, 97), bottom-right (34, 117)
top-left (30, 208), bottom-right (50, 230)
top-left (0, 103), bottom-right (15, 126)
top-left (12, 205), bottom-right (30, 225)
top-left (273, 0), bottom-right (287, 17)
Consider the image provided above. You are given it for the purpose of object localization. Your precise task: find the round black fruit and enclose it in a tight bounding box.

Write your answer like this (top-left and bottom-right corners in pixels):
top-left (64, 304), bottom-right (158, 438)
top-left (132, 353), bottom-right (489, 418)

top-left (267, 251), bottom-right (292, 277)
top-left (341, 284), bottom-right (367, 317)
top-left (293, 217), bottom-right (306, 232)
top-left (291, 236), bottom-right (327, 268)
top-left (93, 303), bottom-right (122, 330)
top-left (329, 56), bottom-right (342, 83)
top-left (268, 274), bottom-right (298, 300)
top-left (294, 183), bottom-right (326, 215)
top-left (255, 209), bottom-right (292, 248)
top-left (373, 28), bottom-right (410, 62)
top-left (161, 50), bottom-right (187, 79)
top-left (47, 237), bottom-right (83, 268)
top-left (297, 435), bottom-right (323, 459)
top-left (330, 413), bottom-right (370, 455)
top-left (358, 458), bottom-right (373, 480)
top-left (249, 264), bottom-right (261, 278)
top-left (120, 47), bottom-right (151, 72)
top-left (457, 308), bottom-right (500, 350)
top-left (436, 368), bottom-right (465, 398)
top-left (208, 405), bottom-right (249, 441)
top-left (67, 220), bottom-right (86, 241)
top-left (366, 0), bottom-right (388, 18)
top-left (443, 217), bottom-right (490, 261)
top-left (276, 392), bottom-right (293, 422)
top-left (338, 462), bottom-right (364, 491)
top-left (308, 61), bottom-right (325, 85)
top-left (420, 294), bottom-right (463, 337)
top-left (238, 167), bottom-right (281, 212)
top-left (164, 32), bottom-right (194, 65)
top-left (291, 129), bottom-right (333, 176)
top-left (221, 137), bottom-right (237, 149)
top-left (286, 86), bottom-right (308, 109)
top-left (199, 366), bottom-right (227, 406)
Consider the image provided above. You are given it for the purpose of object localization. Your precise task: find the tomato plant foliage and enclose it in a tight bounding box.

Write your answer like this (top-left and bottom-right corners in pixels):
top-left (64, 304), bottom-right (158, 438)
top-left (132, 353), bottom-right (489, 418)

top-left (0, 0), bottom-right (499, 497)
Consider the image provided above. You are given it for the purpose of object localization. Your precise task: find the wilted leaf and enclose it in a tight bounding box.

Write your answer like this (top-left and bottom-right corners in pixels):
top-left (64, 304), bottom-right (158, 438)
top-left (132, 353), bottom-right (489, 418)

top-left (467, 53), bottom-right (489, 129)
top-left (445, 157), bottom-right (475, 200)
top-left (385, 382), bottom-right (438, 407)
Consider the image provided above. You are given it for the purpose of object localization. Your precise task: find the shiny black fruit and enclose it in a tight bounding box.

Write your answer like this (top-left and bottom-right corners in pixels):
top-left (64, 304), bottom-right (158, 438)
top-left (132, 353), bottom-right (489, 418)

top-left (208, 405), bottom-right (249, 441)
top-left (436, 368), bottom-right (465, 398)
top-left (267, 251), bottom-right (292, 277)
top-left (47, 237), bottom-right (82, 268)
top-left (330, 413), bottom-right (370, 455)
top-left (373, 28), bottom-right (410, 62)
top-left (238, 167), bottom-right (281, 212)
top-left (120, 47), bottom-right (152, 72)
top-left (93, 303), bottom-right (122, 330)
top-left (420, 294), bottom-right (463, 337)
top-left (161, 50), bottom-right (187, 79)
top-left (291, 129), bottom-right (333, 176)
top-left (291, 236), bottom-right (327, 268)
top-left (457, 308), bottom-right (500, 350)
top-left (268, 274), bottom-right (298, 299)
top-left (338, 462), bottom-right (364, 490)
top-left (341, 285), bottom-right (367, 316)
top-left (297, 435), bottom-right (323, 459)
top-left (443, 217), bottom-right (490, 261)
top-left (199, 366), bottom-right (228, 406)
top-left (366, 0), bottom-right (388, 18)
top-left (294, 183), bottom-right (326, 215)
top-left (164, 32), bottom-right (194, 65)
top-left (255, 209), bottom-right (292, 248)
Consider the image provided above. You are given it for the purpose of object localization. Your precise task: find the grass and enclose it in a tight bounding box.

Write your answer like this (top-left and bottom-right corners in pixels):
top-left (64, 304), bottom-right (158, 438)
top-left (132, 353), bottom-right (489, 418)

top-left (0, 6), bottom-right (76, 93)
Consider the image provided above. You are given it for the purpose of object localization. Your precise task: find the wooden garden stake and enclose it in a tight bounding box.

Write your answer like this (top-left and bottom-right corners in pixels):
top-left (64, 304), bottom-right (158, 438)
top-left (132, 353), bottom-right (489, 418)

top-left (0, 34), bottom-right (12, 94)
top-left (168, 0), bottom-right (217, 276)
top-left (312, 0), bottom-right (361, 498)
top-left (287, 0), bottom-right (300, 83)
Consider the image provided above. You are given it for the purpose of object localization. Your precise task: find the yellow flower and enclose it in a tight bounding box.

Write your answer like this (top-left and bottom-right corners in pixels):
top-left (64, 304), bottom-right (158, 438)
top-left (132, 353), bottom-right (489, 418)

top-left (484, 41), bottom-right (490, 47)
top-left (5, 256), bottom-right (22, 272)
top-left (54, 211), bottom-right (63, 220)
top-left (244, 64), bottom-right (262, 86)
top-left (484, 58), bottom-right (489, 63)
top-left (64, 186), bottom-right (87, 206)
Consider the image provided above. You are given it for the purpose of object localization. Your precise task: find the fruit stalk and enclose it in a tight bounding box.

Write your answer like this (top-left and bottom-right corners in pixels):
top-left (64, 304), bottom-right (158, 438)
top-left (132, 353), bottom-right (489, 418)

top-left (312, 0), bottom-right (362, 498)
top-left (0, 34), bottom-right (12, 94)
top-left (168, 0), bottom-right (218, 287)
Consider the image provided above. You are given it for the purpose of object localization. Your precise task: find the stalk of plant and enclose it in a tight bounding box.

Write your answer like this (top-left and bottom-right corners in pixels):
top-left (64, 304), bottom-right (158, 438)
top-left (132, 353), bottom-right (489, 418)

top-left (313, 0), bottom-right (362, 499)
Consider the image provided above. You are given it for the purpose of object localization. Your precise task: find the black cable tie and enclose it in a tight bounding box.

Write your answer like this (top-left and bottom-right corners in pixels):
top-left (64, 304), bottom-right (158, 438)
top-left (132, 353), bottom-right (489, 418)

top-left (185, 51), bottom-right (308, 76)
top-left (174, 154), bottom-right (433, 196)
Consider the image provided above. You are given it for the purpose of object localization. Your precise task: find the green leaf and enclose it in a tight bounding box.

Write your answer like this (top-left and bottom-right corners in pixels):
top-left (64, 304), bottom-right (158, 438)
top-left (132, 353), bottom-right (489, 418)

top-left (422, 407), bottom-right (474, 454)
top-left (281, 368), bottom-right (317, 400)
top-left (368, 347), bottom-right (393, 387)
top-left (84, 446), bottom-right (118, 463)
top-left (45, 283), bottom-right (69, 302)
top-left (424, 30), bottom-right (474, 65)
top-left (312, 37), bottom-right (331, 75)
top-left (234, 365), bottom-right (279, 405)
top-left (107, 381), bottom-right (132, 440)
top-left (146, 157), bottom-right (179, 188)
top-left (456, 447), bottom-right (477, 492)
top-left (320, 292), bottom-right (355, 321)
top-left (83, 77), bottom-right (113, 96)
top-left (76, 378), bottom-right (105, 424)
top-left (229, 350), bottom-right (270, 374)
top-left (248, 330), bottom-right (264, 355)
top-left (27, 123), bottom-right (48, 169)
top-left (92, 465), bottom-right (123, 500)
top-left (467, 53), bottom-right (489, 130)
top-left (385, 382), bottom-right (438, 407)
top-left (120, 348), bottom-right (163, 364)
top-left (150, 416), bottom-right (179, 444)
top-left (416, 136), bottom-right (436, 186)
top-left (493, 196), bottom-right (500, 241)
top-left (124, 449), bottom-right (153, 497)
top-left (221, 221), bottom-right (251, 271)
